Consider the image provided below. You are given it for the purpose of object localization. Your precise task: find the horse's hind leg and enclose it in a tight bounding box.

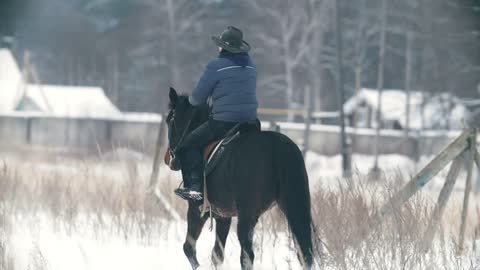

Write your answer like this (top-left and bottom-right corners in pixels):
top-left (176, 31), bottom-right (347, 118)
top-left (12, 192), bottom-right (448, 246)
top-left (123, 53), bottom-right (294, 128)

top-left (237, 215), bottom-right (258, 270)
top-left (278, 185), bottom-right (314, 269)
top-left (279, 204), bottom-right (313, 269)
top-left (211, 217), bottom-right (232, 267)
top-left (183, 204), bottom-right (207, 270)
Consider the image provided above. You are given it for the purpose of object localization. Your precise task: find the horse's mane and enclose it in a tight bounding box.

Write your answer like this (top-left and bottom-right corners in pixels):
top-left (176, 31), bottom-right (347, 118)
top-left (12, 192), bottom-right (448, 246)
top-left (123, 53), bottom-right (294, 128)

top-left (168, 94), bottom-right (210, 122)
top-left (168, 93), bottom-right (189, 110)
top-left (168, 101), bottom-right (174, 110)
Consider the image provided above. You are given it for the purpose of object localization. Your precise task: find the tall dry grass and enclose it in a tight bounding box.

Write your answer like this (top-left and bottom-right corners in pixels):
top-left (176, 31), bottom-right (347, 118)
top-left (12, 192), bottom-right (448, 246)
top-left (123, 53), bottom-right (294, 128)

top-left (255, 171), bottom-right (478, 269)
top-left (0, 154), bottom-right (477, 269)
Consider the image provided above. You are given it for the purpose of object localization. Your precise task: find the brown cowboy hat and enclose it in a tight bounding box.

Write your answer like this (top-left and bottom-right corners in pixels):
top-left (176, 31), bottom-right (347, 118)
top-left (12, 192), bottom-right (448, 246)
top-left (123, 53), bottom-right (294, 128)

top-left (211, 26), bottom-right (251, 53)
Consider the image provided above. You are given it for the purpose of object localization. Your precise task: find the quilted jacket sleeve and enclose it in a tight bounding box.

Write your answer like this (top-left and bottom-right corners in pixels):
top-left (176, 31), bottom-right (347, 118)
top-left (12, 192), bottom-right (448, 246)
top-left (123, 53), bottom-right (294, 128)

top-left (189, 61), bottom-right (218, 106)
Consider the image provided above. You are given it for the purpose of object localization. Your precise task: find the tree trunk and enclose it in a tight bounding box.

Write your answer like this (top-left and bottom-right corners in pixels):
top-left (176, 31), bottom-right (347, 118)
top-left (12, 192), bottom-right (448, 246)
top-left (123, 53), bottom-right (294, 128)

top-left (372, 0), bottom-right (387, 173)
top-left (166, 0), bottom-right (181, 90)
top-left (307, 0), bottom-right (323, 117)
top-left (355, 65), bottom-right (361, 94)
top-left (111, 49), bottom-right (119, 104)
top-left (282, 30), bottom-right (295, 121)
top-left (302, 86), bottom-right (313, 157)
top-left (404, 30), bottom-right (413, 137)
top-left (335, 0), bottom-right (351, 177)
top-left (68, 56), bottom-right (74, 86)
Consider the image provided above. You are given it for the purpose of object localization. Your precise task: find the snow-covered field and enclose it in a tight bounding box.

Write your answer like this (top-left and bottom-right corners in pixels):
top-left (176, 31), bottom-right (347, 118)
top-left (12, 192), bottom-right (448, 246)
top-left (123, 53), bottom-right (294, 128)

top-left (0, 148), bottom-right (479, 269)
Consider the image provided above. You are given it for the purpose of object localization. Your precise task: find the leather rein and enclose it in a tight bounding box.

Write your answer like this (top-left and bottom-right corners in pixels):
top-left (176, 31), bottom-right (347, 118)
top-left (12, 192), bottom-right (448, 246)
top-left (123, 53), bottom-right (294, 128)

top-left (167, 108), bottom-right (196, 168)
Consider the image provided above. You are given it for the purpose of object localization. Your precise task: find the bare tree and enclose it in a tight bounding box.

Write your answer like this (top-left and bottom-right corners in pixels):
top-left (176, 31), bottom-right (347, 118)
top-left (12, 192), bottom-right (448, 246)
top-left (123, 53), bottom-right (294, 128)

top-left (306, 0), bottom-right (334, 112)
top-left (352, 0), bottom-right (369, 95)
top-left (343, 0), bottom-right (378, 95)
top-left (144, 0), bottom-right (207, 92)
top-left (404, 30), bottom-right (413, 136)
top-left (334, 0), bottom-right (350, 177)
top-left (371, 0), bottom-right (388, 175)
top-left (246, 0), bottom-right (322, 120)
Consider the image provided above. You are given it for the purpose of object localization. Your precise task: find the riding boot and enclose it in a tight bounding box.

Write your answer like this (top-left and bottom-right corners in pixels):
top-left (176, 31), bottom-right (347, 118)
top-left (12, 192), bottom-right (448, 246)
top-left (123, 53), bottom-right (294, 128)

top-left (175, 148), bottom-right (204, 201)
top-left (175, 170), bottom-right (203, 201)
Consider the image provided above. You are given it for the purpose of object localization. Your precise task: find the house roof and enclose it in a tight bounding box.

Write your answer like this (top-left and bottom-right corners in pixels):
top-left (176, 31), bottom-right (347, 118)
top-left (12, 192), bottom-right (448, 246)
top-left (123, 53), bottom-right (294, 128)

top-left (344, 88), bottom-right (467, 129)
top-left (21, 84), bottom-right (121, 118)
top-left (0, 49), bottom-right (22, 113)
top-left (344, 88), bottom-right (424, 122)
top-left (0, 49), bottom-right (121, 118)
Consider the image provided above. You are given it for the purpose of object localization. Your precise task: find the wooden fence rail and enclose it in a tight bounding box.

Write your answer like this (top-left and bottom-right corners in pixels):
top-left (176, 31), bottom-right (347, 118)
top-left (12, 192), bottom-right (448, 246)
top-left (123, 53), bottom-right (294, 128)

top-left (363, 128), bottom-right (478, 252)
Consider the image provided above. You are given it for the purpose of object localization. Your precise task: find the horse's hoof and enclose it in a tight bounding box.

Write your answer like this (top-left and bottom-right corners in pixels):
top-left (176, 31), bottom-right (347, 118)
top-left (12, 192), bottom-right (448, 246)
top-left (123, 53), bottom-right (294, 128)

top-left (211, 253), bottom-right (224, 268)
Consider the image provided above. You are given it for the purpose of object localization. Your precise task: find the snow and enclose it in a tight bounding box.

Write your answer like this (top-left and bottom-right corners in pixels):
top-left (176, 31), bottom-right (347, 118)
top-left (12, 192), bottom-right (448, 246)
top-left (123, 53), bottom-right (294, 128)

top-left (18, 84), bottom-right (121, 118)
top-left (344, 88), bottom-right (423, 125)
top-left (306, 151), bottom-right (479, 195)
top-left (5, 215), bottom-right (301, 270)
top-left (305, 152), bottom-right (417, 184)
top-left (116, 112), bottom-right (162, 122)
top-left (344, 88), bottom-right (467, 130)
top-left (0, 49), bottom-right (22, 113)
top-left (0, 49), bottom-right (122, 118)
top-left (0, 149), bottom-right (478, 269)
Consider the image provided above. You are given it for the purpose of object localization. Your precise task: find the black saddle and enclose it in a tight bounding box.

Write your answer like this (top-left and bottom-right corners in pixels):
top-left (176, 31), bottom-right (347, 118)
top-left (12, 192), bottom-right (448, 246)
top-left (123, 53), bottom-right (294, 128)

top-left (203, 120), bottom-right (261, 175)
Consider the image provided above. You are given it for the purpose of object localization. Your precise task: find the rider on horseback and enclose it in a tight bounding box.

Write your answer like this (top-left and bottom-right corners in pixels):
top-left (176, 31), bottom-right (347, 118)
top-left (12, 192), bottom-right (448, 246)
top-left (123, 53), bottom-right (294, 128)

top-left (174, 26), bottom-right (258, 201)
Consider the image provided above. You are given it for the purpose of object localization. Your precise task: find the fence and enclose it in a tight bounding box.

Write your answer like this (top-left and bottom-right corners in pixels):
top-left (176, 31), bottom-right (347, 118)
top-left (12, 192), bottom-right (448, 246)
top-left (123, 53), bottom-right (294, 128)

top-left (0, 112), bottom-right (460, 158)
top-left (0, 112), bottom-right (162, 155)
top-left (362, 128), bottom-right (479, 252)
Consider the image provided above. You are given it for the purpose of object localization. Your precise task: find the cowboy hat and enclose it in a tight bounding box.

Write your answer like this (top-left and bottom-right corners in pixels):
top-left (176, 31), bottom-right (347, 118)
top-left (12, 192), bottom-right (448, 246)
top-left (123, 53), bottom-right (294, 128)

top-left (211, 26), bottom-right (251, 53)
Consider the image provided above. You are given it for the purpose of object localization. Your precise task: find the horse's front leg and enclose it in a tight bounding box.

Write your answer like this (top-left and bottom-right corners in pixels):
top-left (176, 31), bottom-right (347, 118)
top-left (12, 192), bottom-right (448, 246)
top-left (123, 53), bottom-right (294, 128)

top-left (183, 202), bottom-right (207, 270)
top-left (237, 215), bottom-right (259, 270)
top-left (211, 217), bottom-right (232, 267)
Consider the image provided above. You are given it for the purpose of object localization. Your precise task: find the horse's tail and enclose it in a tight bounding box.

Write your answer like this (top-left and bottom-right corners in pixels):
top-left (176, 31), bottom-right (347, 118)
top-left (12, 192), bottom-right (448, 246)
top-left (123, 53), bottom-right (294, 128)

top-left (274, 133), bottom-right (317, 269)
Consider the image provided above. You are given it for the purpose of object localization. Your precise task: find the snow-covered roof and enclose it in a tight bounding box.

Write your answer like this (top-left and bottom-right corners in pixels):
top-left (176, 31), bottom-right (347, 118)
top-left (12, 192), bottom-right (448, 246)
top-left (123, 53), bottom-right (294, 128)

top-left (19, 84), bottom-right (121, 118)
top-left (0, 49), bottom-right (22, 113)
top-left (0, 49), bottom-right (120, 118)
top-left (344, 88), bottom-right (423, 123)
top-left (344, 88), bottom-right (467, 129)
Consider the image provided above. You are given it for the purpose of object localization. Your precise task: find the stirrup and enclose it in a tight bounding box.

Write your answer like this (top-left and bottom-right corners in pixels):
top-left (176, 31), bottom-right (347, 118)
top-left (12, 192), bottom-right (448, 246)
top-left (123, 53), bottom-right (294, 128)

top-left (174, 188), bottom-right (203, 201)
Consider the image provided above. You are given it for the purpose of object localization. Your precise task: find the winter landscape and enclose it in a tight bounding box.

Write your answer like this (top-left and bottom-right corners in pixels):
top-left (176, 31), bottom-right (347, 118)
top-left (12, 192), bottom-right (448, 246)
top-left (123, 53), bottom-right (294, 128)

top-left (0, 148), bottom-right (479, 269)
top-left (1, 0), bottom-right (480, 269)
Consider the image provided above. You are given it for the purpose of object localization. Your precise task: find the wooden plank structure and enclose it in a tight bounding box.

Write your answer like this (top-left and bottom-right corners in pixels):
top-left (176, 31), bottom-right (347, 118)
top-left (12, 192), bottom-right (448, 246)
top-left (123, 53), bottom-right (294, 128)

top-left (147, 115), bottom-right (182, 222)
top-left (257, 107), bottom-right (339, 120)
top-left (366, 128), bottom-right (478, 252)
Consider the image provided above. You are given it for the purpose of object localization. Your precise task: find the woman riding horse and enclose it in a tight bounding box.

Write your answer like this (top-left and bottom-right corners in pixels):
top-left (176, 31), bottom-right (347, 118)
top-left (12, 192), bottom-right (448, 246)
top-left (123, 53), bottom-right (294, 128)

top-left (166, 26), bottom-right (316, 270)
top-left (174, 26), bottom-right (258, 201)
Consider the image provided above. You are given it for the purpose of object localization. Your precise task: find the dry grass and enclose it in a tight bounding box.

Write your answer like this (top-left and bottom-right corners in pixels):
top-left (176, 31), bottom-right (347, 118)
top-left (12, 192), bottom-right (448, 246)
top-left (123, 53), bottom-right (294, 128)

top-left (0, 153), bottom-right (478, 269)
top-left (310, 172), bottom-right (479, 270)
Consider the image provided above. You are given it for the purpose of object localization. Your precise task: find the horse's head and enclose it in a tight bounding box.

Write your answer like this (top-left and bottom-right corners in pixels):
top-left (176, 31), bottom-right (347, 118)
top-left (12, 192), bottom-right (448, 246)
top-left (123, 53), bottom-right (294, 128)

top-left (165, 87), bottom-right (209, 170)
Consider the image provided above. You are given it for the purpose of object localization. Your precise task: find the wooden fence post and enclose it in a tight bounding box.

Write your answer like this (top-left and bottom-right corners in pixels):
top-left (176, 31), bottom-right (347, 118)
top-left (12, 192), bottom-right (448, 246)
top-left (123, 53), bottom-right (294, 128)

top-left (422, 154), bottom-right (464, 250)
top-left (474, 148), bottom-right (480, 194)
top-left (302, 86), bottom-right (313, 157)
top-left (26, 117), bottom-right (32, 144)
top-left (376, 129), bottom-right (471, 219)
top-left (459, 129), bottom-right (477, 252)
top-left (270, 121), bottom-right (280, 132)
top-left (148, 115), bottom-right (167, 189)
top-left (146, 115), bottom-right (182, 222)
top-left (474, 148), bottom-right (480, 173)
top-left (361, 129), bottom-right (472, 243)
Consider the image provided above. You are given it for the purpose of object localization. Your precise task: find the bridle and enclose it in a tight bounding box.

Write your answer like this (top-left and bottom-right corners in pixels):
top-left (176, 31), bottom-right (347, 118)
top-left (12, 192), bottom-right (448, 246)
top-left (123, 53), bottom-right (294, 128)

top-left (168, 108), bottom-right (196, 166)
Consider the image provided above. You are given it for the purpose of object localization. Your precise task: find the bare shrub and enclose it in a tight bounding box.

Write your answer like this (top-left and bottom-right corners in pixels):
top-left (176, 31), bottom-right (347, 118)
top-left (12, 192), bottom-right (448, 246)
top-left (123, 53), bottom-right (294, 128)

top-left (310, 171), bottom-right (471, 269)
top-left (0, 154), bottom-right (476, 269)
top-left (0, 158), bottom-right (179, 245)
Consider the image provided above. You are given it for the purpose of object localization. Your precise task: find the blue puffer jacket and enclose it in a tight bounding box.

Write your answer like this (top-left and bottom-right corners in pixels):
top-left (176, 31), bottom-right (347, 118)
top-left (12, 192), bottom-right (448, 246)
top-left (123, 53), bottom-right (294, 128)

top-left (189, 51), bottom-right (258, 122)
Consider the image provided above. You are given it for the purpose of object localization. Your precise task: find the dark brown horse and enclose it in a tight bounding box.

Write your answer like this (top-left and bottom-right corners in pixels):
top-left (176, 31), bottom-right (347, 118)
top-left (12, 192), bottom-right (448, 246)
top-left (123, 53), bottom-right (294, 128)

top-left (165, 88), bottom-right (316, 270)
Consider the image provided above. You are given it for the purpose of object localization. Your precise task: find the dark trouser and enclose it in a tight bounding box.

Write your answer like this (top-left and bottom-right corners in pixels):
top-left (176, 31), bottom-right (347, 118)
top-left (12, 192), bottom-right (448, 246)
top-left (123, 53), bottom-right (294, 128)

top-left (178, 119), bottom-right (238, 188)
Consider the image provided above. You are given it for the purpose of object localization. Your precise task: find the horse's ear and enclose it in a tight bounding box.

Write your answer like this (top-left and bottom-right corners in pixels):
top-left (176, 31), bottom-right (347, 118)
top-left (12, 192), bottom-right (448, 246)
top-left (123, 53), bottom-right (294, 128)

top-left (169, 87), bottom-right (178, 105)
